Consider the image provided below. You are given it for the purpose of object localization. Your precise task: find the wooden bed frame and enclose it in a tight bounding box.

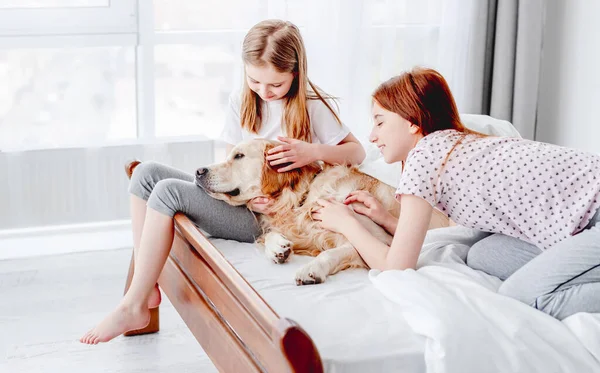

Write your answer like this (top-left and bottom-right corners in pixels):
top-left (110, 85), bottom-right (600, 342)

top-left (122, 161), bottom-right (323, 373)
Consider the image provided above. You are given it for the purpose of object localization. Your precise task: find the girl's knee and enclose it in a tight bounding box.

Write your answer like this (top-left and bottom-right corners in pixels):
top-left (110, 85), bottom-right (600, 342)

top-left (146, 179), bottom-right (186, 217)
top-left (129, 161), bottom-right (169, 200)
top-left (130, 161), bottom-right (161, 183)
top-left (466, 235), bottom-right (498, 272)
top-left (130, 161), bottom-right (159, 185)
top-left (466, 241), bottom-right (485, 268)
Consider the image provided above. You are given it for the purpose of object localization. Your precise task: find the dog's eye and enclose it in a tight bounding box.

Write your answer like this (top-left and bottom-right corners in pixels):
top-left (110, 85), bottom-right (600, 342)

top-left (234, 153), bottom-right (245, 160)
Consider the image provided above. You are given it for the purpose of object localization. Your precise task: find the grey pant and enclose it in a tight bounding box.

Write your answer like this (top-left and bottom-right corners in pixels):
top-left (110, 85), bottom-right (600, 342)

top-left (467, 208), bottom-right (600, 320)
top-left (128, 161), bottom-right (261, 243)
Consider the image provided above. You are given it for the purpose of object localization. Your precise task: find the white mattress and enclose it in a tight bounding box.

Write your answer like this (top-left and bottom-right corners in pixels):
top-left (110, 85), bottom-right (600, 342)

top-left (212, 227), bottom-right (600, 373)
top-left (211, 238), bottom-right (427, 373)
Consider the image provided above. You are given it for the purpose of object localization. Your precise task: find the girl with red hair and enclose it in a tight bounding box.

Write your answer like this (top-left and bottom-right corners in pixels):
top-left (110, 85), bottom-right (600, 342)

top-left (313, 67), bottom-right (600, 320)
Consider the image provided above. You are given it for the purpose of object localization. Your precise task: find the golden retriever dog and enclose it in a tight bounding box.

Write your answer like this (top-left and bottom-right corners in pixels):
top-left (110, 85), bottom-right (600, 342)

top-left (196, 139), bottom-right (449, 285)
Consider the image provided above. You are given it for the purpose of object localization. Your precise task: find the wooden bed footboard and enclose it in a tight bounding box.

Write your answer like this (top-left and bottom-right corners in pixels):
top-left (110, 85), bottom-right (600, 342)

top-left (123, 161), bottom-right (324, 372)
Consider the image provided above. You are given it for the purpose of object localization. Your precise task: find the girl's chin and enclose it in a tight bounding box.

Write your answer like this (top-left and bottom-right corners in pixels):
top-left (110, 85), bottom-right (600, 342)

top-left (262, 95), bottom-right (280, 101)
top-left (382, 153), bottom-right (401, 164)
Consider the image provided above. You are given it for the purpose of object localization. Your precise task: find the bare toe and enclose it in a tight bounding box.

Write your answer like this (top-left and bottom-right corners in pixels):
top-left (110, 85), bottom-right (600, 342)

top-left (80, 305), bottom-right (150, 344)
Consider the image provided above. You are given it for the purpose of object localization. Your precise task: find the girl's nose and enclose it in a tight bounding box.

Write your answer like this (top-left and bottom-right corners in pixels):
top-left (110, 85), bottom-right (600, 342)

top-left (369, 131), bottom-right (377, 143)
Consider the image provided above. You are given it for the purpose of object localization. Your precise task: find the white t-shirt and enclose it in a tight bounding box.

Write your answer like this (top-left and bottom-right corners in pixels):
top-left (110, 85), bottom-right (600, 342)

top-left (220, 90), bottom-right (350, 145)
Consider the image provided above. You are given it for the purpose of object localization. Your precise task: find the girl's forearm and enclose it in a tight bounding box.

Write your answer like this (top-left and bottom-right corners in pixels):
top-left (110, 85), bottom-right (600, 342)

top-left (383, 196), bottom-right (433, 271)
top-left (314, 141), bottom-right (366, 166)
top-left (382, 214), bottom-right (398, 235)
top-left (342, 219), bottom-right (389, 270)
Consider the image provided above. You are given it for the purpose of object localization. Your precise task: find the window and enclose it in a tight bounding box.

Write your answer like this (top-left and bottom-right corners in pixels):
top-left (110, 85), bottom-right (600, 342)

top-left (150, 0), bottom-right (444, 142)
top-left (0, 1), bottom-right (136, 151)
top-left (0, 1), bottom-right (109, 9)
top-left (0, 47), bottom-right (136, 151)
top-left (0, 0), bottom-right (445, 151)
top-left (154, 43), bottom-right (238, 138)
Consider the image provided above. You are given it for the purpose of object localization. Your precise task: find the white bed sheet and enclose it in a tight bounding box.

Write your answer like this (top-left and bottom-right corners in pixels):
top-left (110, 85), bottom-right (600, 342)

top-left (371, 226), bottom-right (600, 373)
top-left (211, 237), bottom-right (427, 373)
top-left (212, 227), bottom-right (600, 373)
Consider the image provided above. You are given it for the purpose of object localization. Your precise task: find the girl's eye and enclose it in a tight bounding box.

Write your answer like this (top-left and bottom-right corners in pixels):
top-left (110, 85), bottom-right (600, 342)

top-left (376, 122), bottom-right (383, 127)
top-left (272, 84), bottom-right (282, 88)
top-left (234, 153), bottom-right (245, 160)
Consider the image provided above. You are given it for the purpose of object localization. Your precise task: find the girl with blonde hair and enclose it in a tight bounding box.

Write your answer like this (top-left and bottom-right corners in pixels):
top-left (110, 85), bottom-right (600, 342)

top-left (81, 19), bottom-right (365, 344)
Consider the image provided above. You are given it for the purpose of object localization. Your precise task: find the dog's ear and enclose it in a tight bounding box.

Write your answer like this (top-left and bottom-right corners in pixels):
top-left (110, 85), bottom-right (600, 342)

top-left (261, 144), bottom-right (303, 197)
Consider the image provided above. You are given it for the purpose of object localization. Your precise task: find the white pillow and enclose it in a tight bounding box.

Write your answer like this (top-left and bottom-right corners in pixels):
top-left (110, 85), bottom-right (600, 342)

top-left (359, 114), bottom-right (522, 187)
top-left (460, 114), bottom-right (522, 138)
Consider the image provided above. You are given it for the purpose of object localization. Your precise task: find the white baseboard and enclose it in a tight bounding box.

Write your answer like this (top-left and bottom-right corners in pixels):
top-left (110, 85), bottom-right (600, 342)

top-left (0, 220), bottom-right (133, 260)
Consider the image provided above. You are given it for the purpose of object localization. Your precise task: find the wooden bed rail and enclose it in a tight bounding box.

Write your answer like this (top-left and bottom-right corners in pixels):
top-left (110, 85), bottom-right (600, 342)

top-left (173, 214), bottom-right (323, 372)
top-left (122, 160), bottom-right (323, 372)
top-left (175, 215), bottom-right (280, 336)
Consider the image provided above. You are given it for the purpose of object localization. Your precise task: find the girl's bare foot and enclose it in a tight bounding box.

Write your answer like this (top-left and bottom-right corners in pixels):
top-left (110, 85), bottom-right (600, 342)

top-left (79, 304), bottom-right (150, 344)
top-left (148, 283), bottom-right (162, 309)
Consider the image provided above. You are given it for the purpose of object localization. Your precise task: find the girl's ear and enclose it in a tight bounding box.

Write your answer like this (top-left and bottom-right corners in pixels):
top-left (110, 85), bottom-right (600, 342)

top-left (409, 123), bottom-right (421, 134)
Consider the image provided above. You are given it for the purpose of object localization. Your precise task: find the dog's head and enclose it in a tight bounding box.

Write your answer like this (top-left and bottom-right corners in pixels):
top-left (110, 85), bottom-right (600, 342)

top-left (195, 139), bottom-right (321, 206)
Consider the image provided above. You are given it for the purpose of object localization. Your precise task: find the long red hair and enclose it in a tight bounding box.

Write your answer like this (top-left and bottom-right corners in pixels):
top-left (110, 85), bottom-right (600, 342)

top-left (372, 67), bottom-right (480, 136)
top-left (373, 67), bottom-right (485, 192)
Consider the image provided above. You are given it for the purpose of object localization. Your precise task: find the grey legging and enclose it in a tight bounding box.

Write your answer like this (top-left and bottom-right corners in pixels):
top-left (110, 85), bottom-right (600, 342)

top-left (128, 161), bottom-right (261, 242)
top-left (467, 208), bottom-right (600, 320)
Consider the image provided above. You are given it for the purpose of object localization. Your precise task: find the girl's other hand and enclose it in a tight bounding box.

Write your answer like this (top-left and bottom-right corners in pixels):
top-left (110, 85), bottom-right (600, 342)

top-left (311, 198), bottom-right (356, 234)
top-left (265, 136), bottom-right (316, 172)
top-left (249, 196), bottom-right (274, 215)
top-left (344, 190), bottom-right (392, 227)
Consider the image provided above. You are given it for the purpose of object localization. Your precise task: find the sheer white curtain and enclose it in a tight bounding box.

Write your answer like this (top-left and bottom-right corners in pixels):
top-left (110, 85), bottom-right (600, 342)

top-left (0, 0), bottom-right (483, 232)
top-left (436, 0), bottom-right (490, 116)
top-left (261, 0), bottom-right (484, 141)
top-left (0, 0), bottom-right (480, 151)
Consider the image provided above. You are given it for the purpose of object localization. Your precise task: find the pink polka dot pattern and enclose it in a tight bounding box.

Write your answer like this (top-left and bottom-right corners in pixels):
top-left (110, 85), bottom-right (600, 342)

top-left (396, 130), bottom-right (600, 250)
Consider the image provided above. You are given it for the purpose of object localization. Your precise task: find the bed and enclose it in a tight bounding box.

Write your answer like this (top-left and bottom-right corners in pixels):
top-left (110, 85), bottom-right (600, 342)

top-left (121, 115), bottom-right (600, 372)
top-left (121, 192), bottom-right (600, 372)
top-left (123, 157), bottom-right (425, 372)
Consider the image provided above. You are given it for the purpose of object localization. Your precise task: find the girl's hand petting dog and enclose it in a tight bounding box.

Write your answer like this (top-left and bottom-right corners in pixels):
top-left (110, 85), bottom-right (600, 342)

top-left (311, 198), bottom-right (356, 234)
top-left (248, 196), bottom-right (274, 215)
top-left (344, 190), bottom-right (393, 228)
top-left (266, 136), bottom-right (316, 172)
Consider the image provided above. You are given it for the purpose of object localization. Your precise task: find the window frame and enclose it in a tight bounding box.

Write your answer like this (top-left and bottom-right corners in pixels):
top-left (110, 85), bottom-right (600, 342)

top-left (0, 1), bottom-right (137, 36)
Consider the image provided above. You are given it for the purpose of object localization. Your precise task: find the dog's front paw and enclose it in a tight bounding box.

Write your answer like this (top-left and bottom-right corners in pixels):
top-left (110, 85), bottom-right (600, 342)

top-left (295, 261), bottom-right (327, 285)
top-left (264, 232), bottom-right (293, 264)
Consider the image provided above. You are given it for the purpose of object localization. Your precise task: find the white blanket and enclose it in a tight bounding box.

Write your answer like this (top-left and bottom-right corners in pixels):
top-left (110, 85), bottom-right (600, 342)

top-left (369, 226), bottom-right (600, 373)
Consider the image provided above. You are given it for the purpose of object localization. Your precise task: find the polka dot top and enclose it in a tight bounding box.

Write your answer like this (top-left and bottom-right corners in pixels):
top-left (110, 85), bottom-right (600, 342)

top-left (396, 129), bottom-right (600, 250)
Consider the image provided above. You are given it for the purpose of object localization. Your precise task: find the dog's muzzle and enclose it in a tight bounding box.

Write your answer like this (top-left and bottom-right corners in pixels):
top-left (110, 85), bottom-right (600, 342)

top-left (196, 167), bottom-right (208, 178)
top-left (195, 167), bottom-right (241, 197)
top-left (195, 167), bottom-right (208, 187)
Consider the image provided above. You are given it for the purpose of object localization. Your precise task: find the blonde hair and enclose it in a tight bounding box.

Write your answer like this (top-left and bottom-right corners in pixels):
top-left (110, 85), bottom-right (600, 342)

top-left (241, 19), bottom-right (341, 143)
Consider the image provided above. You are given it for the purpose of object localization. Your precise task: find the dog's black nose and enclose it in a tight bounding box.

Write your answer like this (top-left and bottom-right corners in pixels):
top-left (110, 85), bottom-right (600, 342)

top-left (196, 168), bottom-right (208, 178)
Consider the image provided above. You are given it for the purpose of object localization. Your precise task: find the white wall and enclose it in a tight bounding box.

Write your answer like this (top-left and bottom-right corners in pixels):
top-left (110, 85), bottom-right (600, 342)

top-left (536, 0), bottom-right (600, 154)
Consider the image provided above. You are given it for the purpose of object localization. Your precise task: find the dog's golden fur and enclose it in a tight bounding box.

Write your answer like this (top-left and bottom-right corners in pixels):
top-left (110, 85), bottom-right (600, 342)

top-left (196, 139), bottom-right (449, 284)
